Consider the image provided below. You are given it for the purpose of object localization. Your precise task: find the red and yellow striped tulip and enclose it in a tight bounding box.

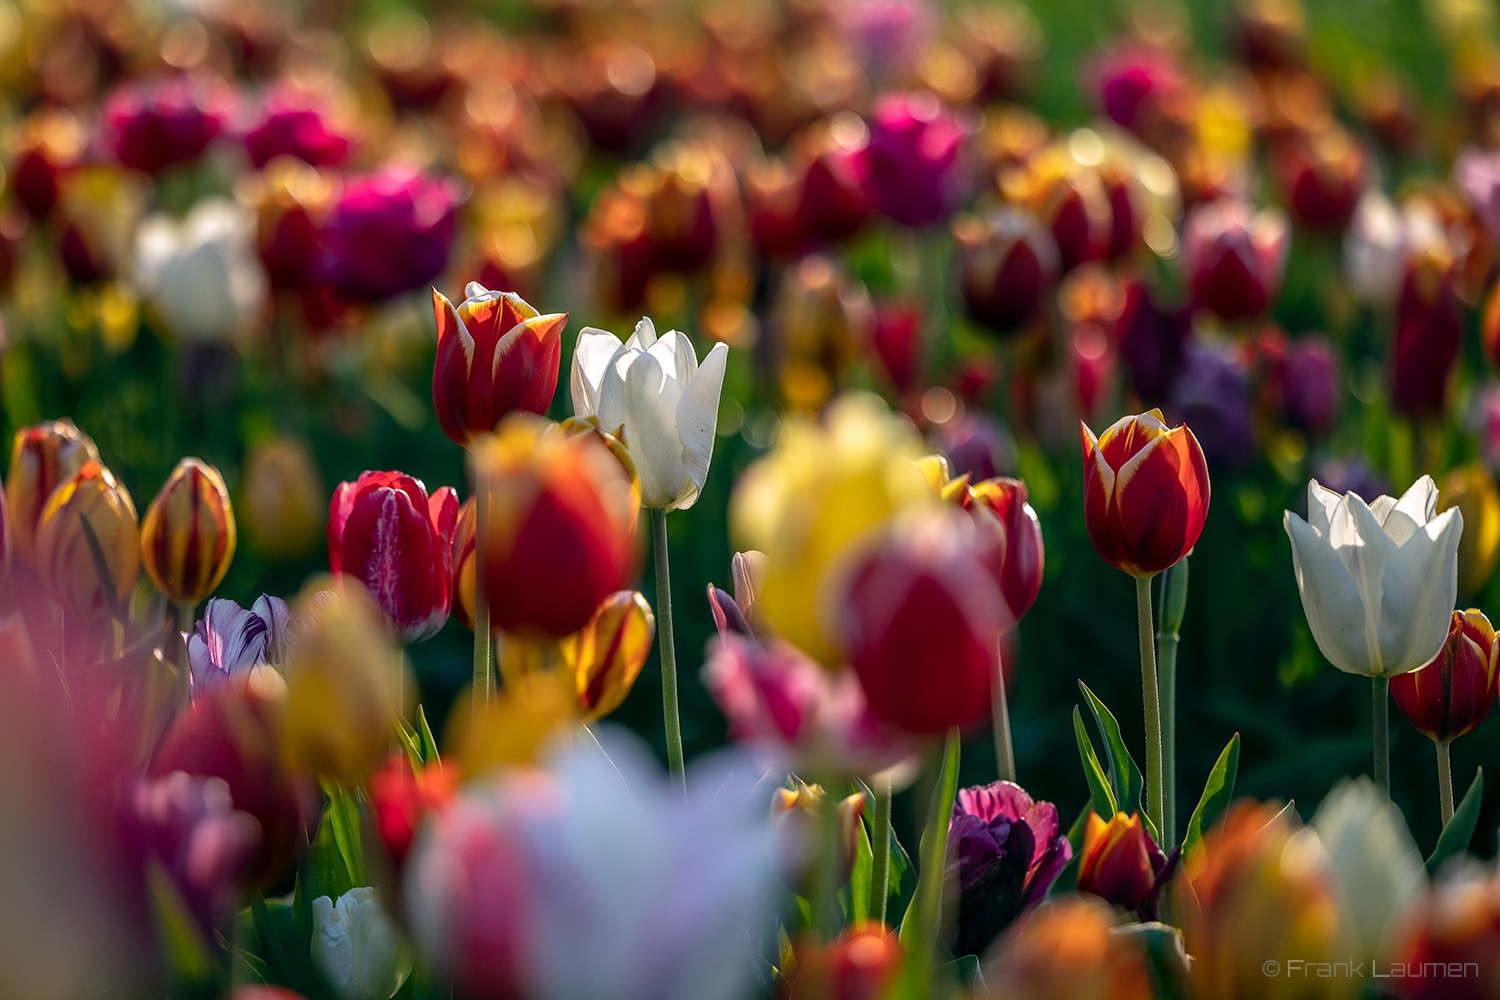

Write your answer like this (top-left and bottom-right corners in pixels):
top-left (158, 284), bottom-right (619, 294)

top-left (561, 590), bottom-right (655, 721)
top-left (1391, 609), bottom-right (1500, 745)
top-left (1077, 811), bottom-right (1166, 913)
top-left (1081, 409), bottom-right (1210, 578)
top-left (140, 457), bottom-right (237, 607)
top-left (6, 418), bottom-right (99, 567)
top-left (34, 460), bottom-right (139, 618)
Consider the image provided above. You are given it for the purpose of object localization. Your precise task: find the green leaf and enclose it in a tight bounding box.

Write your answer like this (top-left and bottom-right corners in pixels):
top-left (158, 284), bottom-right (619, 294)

top-left (1184, 734), bottom-right (1241, 858)
top-left (899, 732), bottom-right (960, 953)
top-left (1117, 922), bottom-right (1191, 1000)
top-left (1050, 802), bottom-right (1091, 895)
top-left (1073, 707), bottom-right (1118, 820)
top-left (1078, 682), bottom-right (1143, 821)
top-left (417, 704), bottom-right (441, 764)
top-left (886, 821), bottom-right (914, 925)
top-left (250, 891), bottom-right (336, 1000)
top-left (320, 780), bottom-right (365, 888)
top-left (394, 718), bottom-right (424, 774)
top-left (1427, 768), bottom-right (1484, 876)
top-left (147, 862), bottom-right (214, 988)
top-left (78, 512), bottom-right (124, 622)
top-left (851, 796), bottom-right (873, 925)
top-left (304, 804), bottom-right (356, 905)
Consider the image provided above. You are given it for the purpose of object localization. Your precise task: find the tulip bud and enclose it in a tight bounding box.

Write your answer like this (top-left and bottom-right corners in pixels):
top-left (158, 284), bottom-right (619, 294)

top-left (1077, 811), bottom-right (1167, 913)
top-left (1391, 246), bottom-right (1462, 418)
top-left (783, 924), bottom-right (903, 1000)
top-left (7, 418), bottom-right (99, 568)
top-left (281, 578), bottom-right (404, 784)
top-left (185, 595), bottom-right (291, 695)
top-left (34, 460), bottom-right (140, 619)
top-left (561, 590), bottom-right (654, 721)
top-left (431, 283), bottom-right (567, 447)
top-left (479, 415), bottom-right (636, 638)
top-left (1181, 199), bottom-right (1288, 321)
top-left (979, 896), bottom-right (1155, 1000)
top-left (871, 301), bottom-right (921, 392)
top-left (329, 472), bottom-right (459, 644)
top-left (796, 113), bottom-right (872, 243)
top-left (954, 207), bottom-right (1060, 335)
top-left (769, 782), bottom-right (867, 892)
top-left (865, 91), bottom-right (968, 229)
top-left (746, 158), bottom-right (804, 258)
top-left (312, 887), bottom-right (412, 1000)
top-left (369, 755), bottom-right (457, 868)
top-left (140, 458), bottom-right (237, 607)
top-left (837, 508), bottom-right (1006, 733)
top-left (1271, 127), bottom-right (1368, 231)
top-left (1081, 409), bottom-right (1210, 578)
top-left (241, 437), bottom-right (327, 560)
top-left (771, 256), bottom-right (875, 410)
top-left (1391, 610), bottom-right (1500, 745)
top-left (316, 167), bottom-right (461, 302)
top-left (1441, 465), bottom-right (1500, 597)
top-left (1116, 282), bottom-right (1192, 407)
top-left (102, 75), bottom-right (234, 174)
top-left (969, 477), bottom-right (1045, 622)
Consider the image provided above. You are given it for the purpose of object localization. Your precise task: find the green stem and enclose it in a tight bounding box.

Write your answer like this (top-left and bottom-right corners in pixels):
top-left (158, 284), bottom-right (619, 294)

top-left (177, 601), bottom-right (195, 706)
top-left (1437, 741), bottom-right (1454, 825)
top-left (1136, 575), bottom-right (1164, 837)
top-left (871, 776), bottom-right (892, 926)
top-left (901, 729), bottom-right (960, 968)
top-left (1373, 675), bottom-right (1389, 796)
top-left (474, 463), bottom-right (491, 704)
top-left (1155, 557), bottom-right (1188, 851)
top-left (651, 508), bottom-right (685, 790)
top-left (812, 787), bottom-right (843, 942)
top-left (992, 637), bottom-right (1016, 783)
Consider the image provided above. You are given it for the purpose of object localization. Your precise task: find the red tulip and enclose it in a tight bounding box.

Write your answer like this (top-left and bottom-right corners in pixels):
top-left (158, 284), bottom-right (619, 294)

top-left (782, 924), bottom-right (904, 1000)
top-left (838, 508), bottom-right (1005, 734)
top-left (328, 471), bottom-right (459, 643)
top-left (1181, 199), bottom-right (1288, 321)
top-left (1392, 610), bottom-right (1500, 745)
top-left (968, 477), bottom-right (1045, 622)
top-left (1081, 409), bottom-right (1210, 578)
top-left (872, 301), bottom-right (922, 392)
top-left (1391, 249), bottom-right (1462, 419)
top-left (431, 283), bottom-right (567, 447)
top-left (243, 88), bottom-right (352, 169)
top-left (954, 207), bottom-right (1060, 335)
top-left (368, 754), bottom-right (457, 868)
top-left (1077, 811), bottom-right (1168, 913)
top-left (1271, 128), bottom-right (1367, 232)
top-left (796, 116), bottom-right (872, 243)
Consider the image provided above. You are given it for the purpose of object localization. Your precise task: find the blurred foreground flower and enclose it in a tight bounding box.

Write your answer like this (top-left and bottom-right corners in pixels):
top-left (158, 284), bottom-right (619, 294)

top-left (769, 782), bottom-right (865, 893)
top-left (329, 472), bottom-right (458, 644)
top-left (102, 75), bottom-right (233, 174)
top-left (140, 458), bottom-right (236, 608)
top-left (571, 318), bottom-right (728, 511)
top-left (978, 895), bottom-right (1154, 1000)
top-left (6, 419), bottom-right (99, 568)
top-left (560, 590), bottom-right (654, 720)
top-left (370, 755), bottom-right (457, 869)
top-left (780, 924), bottom-right (903, 1000)
top-left (241, 437), bottom-right (326, 560)
top-left (134, 199), bottom-right (267, 342)
top-left (312, 887), bottom-right (411, 1000)
top-left (35, 460), bottom-right (139, 619)
top-left (1440, 463), bottom-right (1500, 597)
top-left (1387, 867), bottom-right (1500, 1000)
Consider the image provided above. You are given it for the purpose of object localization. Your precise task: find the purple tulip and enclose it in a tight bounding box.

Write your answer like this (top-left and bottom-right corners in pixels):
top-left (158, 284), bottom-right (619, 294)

top-left (1167, 344), bottom-right (1255, 471)
top-left (243, 91), bottom-right (352, 169)
top-left (864, 92), bottom-right (968, 229)
top-left (1117, 281), bottom-right (1192, 406)
top-left (946, 781), bottom-right (1070, 958)
top-left (316, 167), bottom-right (461, 301)
top-left (1277, 335), bottom-right (1339, 435)
top-left (103, 75), bottom-right (235, 174)
top-left (185, 595), bottom-right (291, 697)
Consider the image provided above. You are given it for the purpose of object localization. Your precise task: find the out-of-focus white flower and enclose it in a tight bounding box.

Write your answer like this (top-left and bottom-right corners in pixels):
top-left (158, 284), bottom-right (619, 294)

top-left (1283, 477), bottom-right (1462, 677)
top-left (405, 731), bottom-right (776, 1000)
top-left (135, 197), bottom-right (267, 341)
top-left (1311, 776), bottom-right (1426, 960)
top-left (1344, 191), bottom-right (1407, 306)
top-left (570, 318), bottom-right (729, 511)
top-left (311, 887), bottom-right (411, 1000)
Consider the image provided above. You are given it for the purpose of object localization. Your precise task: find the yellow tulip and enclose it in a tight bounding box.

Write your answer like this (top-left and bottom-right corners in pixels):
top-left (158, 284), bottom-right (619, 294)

top-left (240, 437), bottom-right (326, 561)
top-left (6, 418), bottom-right (99, 568)
top-left (1440, 463), bottom-right (1500, 597)
top-left (446, 672), bottom-right (578, 779)
top-left (34, 460), bottom-right (139, 619)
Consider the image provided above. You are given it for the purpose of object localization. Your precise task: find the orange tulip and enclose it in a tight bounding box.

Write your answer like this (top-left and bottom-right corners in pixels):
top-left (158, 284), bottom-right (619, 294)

top-left (1081, 409), bottom-right (1210, 577)
top-left (980, 896), bottom-right (1154, 1000)
top-left (1077, 812), bottom-right (1166, 913)
top-left (6, 418), bottom-right (99, 567)
top-left (140, 457), bottom-right (237, 607)
top-left (33, 460), bottom-right (139, 618)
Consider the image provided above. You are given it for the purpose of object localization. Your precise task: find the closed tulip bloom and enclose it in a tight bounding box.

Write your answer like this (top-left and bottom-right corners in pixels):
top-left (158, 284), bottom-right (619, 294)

top-left (570, 317), bottom-right (729, 511)
top-left (979, 896), bottom-right (1154, 1000)
top-left (1181, 198), bottom-right (1289, 321)
top-left (1391, 610), bottom-right (1500, 744)
top-left (865, 91), bottom-right (968, 229)
top-left (312, 887), bottom-right (412, 1000)
top-left (561, 590), bottom-right (654, 721)
top-left (244, 90), bottom-right (352, 169)
top-left (479, 415), bottom-right (636, 638)
top-left (1081, 410), bottom-right (1210, 578)
top-left (329, 472), bottom-right (458, 644)
top-left (769, 783), bottom-right (866, 892)
top-left (316, 167), bottom-right (461, 301)
top-left (953, 207), bottom-right (1060, 335)
top-left (6, 418), bottom-right (99, 567)
top-left (369, 755), bottom-right (457, 868)
top-left (1077, 812), bottom-right (1167, 914)
top-left (970, 477), bottom-right (1045, 622)
top-left (1391, 247), bottom-right (1462, 418)
top-left (431, 283), bottom-right (567, 447)
top-left (140, 458), bottom-right (237, 607)
top-left (1278, 335), bottom-right (1340, 436)
top-left (1440, 465), bottom-right (1500, 597)
top-left (241, 437), bottom-right (327, 560)
top-left (1284, 477), bottom-right (1462, 677)
top-left (34, 460), bottom-right (139, 619)
top-left (1271, 128), bottom-right (1368, 231)
top-left (102, 75), bottom-right (234, 174)
top-left (797, 114), bottom-right (872, 242)
top-left (184, 595), bottom-right (291, 695)
top-left (1116, 282), bottom-right (1192, 407)
top-left (134, 199), bottom-right (268, 342)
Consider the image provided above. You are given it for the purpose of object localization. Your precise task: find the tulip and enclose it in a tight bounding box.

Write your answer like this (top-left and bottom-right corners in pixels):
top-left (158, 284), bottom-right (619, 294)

top-left (1090, 42), bottom-right (1189, 138)
top-left (1391, 246), bottom-right (1462, 419)
top-left (771, 256), bottom-right (875, 412)
top-left (837, 507), bottom-right (1007, 734)
top-left (1387, 868), bottom-right (1500, 1000)
top-left (1166, 344), bottom-right (1255, 471)
top-left (56, 164), bottom-right (150, 283)
top-left (244, 90), bottom-right (352, 169)
top-left (34, 460), bottom-right (140, 620)
top-left (1076, 812), bottom-right (1168, 915)
top-left (329, 472), bottom-right (458, 644)
top-left (316, 166), bottom-right (462, 301)
top-left (745, 158), bottom-right (803, 258)
top-left (102, 75), bottom-right (234, 174)
top-left (152, 666), bottom-right (313, 886)
top-left (644, 144), bottom-right (729, 271)
top-left (1441, 465), bottom-right (1500, 597)
top-left (369, 755), bottom-right (457, 868)
top-left (1310, 777), bottom-right (1426, 960)
top-left (864, 91), bottom-right (968, 229)
top-left (938, 414), bottom-right (1016, 483)
top-left (1277, 335), bottom-right (1340, 436)
top-left (871, 301), bottom-right (921, 392)
top-left (782, 924), bottom-right (904, 1000)
top-left (134, 198), bottom-right (268, 343)
top-left (245, 158), bottom-right (336, 292)
top-left (240, 437), bottom-right (327, 560)
top-left (281, 578), bottom-right (404, 784)
top-left (139, 457), bottom-right (237, 609)
top-left (1456, 146), bottom-right (1500, 243)
top-left (1117, 282), bottom-right (1192, 407)
top-left (478, 415), bottom-right (636, 639)
top-left (947, 781), bottom-right (1071, 957)
top-left (979, 896), bottom-right (1155, 1000)
top-left (1271, 128), bottom-right (1368, 231)
top-left (570, 317), bottom-right (729, 511)
top-left (953, 207), bottom-right (1060, 335)
top-left (1178, 802), bottom-right (1355, 1000)
top-left (1392, 610), bottom-right (1499, 821)
top-left (797, 115), bottom-right (872, 242)
top-left (184, 595), bottom-right (291, 695)
top-left (6, 418), bottom-right (99, 568)
top-left (769, 782), bottom-right (866, 893)
top-left (561, 590), bottom-right (654, 721)
top-left (432, 283), bottom-right (567, 447)
top-left (1181, 198), bottom-right (1289, 321)
top-left (1343, 190), bottom-right (1408, 307)
top-left (312, 887), bottom-right (412, 1000)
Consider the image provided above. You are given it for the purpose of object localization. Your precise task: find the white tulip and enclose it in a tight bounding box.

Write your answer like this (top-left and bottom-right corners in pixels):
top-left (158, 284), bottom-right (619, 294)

top-left (135, 198), bottom-right (267, 342)
top-left (1312, 776), bottom-right (1426, 960)
top-left (1284, 477), bottom-right (1462, 677)
top-left (571, 318), bottom-right (729, 511)
top-left (312, 887), bottom-right (411, 1000)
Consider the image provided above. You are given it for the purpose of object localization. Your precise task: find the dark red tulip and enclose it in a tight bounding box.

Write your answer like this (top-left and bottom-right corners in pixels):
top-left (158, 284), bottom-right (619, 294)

top-left (102, 75), bottom-right (235, 174)
top-left (746, 158), bottom-right (804, 259)
top-left (243, 90), bottom-right (352, 169)
top-left (797, 116), bottom-right (872, 242)
top-left (1116, 282), bottom-right (1192, 406)
top-left (872, 301), bottom-right (921, 391)
top-left (1039, 173), bottom-right (1113, 272)
top-left (1392, 610), bottom-right (1500, 745)
top-left (954, 207), bottom-right (1060, 335)
top-left (431, 283), bottom-right (566, 447)
top-left (316, 166), bottom-right (461, 301)
top-left (968, 477), bottom-right (1045, 622)
top-left (1181, 199), bottom-right (1289, 321)
top-left (1271, 128), bottom-right (1367, 232)
top-left (328, 471), bottom-right (459, 643)
top-left (1391, 251), bottom-right (1462, 418)
top-left (864, 91), bottom-right (967, 229)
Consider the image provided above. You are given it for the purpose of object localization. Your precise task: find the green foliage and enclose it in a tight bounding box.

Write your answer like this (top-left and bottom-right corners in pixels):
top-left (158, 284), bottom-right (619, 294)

top-left (1428, 768), bottom-right (1486, 876)
top-left (1184, 734), bottom-right (1242, 858)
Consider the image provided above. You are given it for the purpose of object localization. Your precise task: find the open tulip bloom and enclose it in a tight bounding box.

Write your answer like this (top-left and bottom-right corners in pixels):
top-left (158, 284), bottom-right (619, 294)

top-left (1284, 476), bottom-right (1462, 793)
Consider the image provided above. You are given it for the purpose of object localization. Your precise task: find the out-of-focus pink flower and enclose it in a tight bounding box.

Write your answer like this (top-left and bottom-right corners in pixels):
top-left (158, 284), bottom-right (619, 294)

top-left (702, 635), bottom-right (916, 776)
top-left (1277, 335), bottom-right (1340, 435)
top-left (184, 594), bottom-right (291, 695)
top-left (1271, 128), bottom-right (1367, 232)
top-left (328, 471), bottom-right (459, 644)
top-left (798, 115), bottom-right (872, 243)
top-left (1167, 344), bottom-right (1255, 471)
top-left (865, 91), bottom-right (968, 229)
top-left (1089, 42), bottom-right (1189, 136)
top-left (832, 0), bottom-right (936, 81)
top-left (1456, 146), bottom-right (1500, 242)
top-left (1181, 198), bottom-right (1289, 321)
top-left (243, 90), bottom-right (352, 169)
top-left (316, 167), bottom-right (462, 301)
top-left (872, 301), bottom-right (921, 391)
top-left (939, 413), bottom-right (1016, 482)
top-left (103, 75), bottom-right (236, 174)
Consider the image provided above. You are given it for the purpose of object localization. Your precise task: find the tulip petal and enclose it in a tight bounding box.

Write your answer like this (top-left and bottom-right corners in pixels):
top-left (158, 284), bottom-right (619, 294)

top-left (672, 342), bottom-right (728, 512)
top-left (596, 346), bottom-right (636, 438)
top-left (649, 331), bottom-right (698, 389)
top-left (571, 329), bottom-right (625, 420)
top-left (1380, 506), bottom-right (1462, 675)
top-left (626, 316), bottom-right (656, 351)
top-left (1382, 474), bottom-right (1439, 545)
top-left (1306, 480), bottom-right (1343, 536)
top-left (1329, 492), bottom-right (1401, 671)
top-left (1285, 510), bottom-right (1370, 674)
top-left (618, 349), bottom-right (688, 509)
